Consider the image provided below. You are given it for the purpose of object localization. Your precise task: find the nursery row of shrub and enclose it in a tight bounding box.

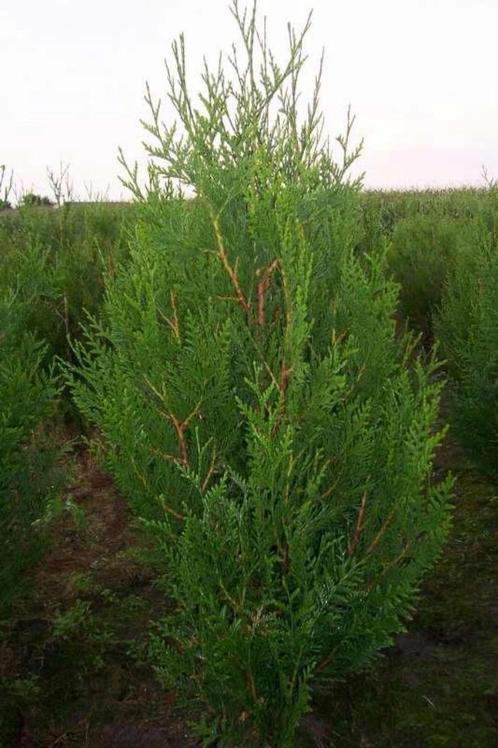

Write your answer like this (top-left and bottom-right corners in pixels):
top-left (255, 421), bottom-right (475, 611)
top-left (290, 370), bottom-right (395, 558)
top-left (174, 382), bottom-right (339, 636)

top-left (0, 202), bottom-right (138, 616)
top-left (1, 4), bottom-right (497, 744)
top-left (369, 187), bottom-right (498, 479)
top-left (0, 202), bottom-right (138, 361)
top-left (0, 286), bottom-right (61, 616)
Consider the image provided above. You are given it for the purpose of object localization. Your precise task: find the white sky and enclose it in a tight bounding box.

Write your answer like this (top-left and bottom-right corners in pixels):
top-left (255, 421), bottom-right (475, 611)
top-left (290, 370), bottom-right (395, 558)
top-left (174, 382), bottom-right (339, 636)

top-left (1, 0), bottom-right (497, 199)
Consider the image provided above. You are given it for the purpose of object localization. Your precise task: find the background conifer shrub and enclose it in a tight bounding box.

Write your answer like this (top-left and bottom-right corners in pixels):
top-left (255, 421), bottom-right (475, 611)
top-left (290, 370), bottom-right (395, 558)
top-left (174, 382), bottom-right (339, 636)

top-left (0, 202), bottom-right (136, 364)
top-left (360, 187), bottom-right (494, 236)
top-left (436, 194), bottom-right (498, 477)
top-left (387, 215), bottom-right (467, 338)
top-left (0, 291), bottom-right (62, 616)
top-left (68, 3), bottom-right (452, 743)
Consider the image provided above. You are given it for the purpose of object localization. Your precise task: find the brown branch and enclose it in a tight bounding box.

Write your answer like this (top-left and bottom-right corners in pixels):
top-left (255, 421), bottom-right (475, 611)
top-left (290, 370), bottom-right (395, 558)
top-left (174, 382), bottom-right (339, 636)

top-left (316, 654), bottom-right (333, 674)
top-left (256, 259), bottom-right (279, 326)
top-left (210, 212), bottom-right (250, 315)
top-left (216, 294), bottom-right (244, 304)
top-left (318, 460), bottom-right (341, 502)
top-left (143, 377), bottom-right (165, 402)
top-left (347, 490), bottom-right (368, 557)
top-left (201, 445), bottom-right (218, 494)
top-left (365, 508), bottom-right (396, 556)
top-left (165, 400), bottom-right (203, 467)
top-left (144, 377), bottom-right (202, 468)
top-left (279, 361), bottom-right (293, 394)
top-left (158, 495), bottom-right (185, 522)
top-left (168, 291), bottom-right (180, 339)
top-left (167, 413), bottom-right (190, 465)
top-left (365, 541), bottom-right (412, 593)
top-left (269, 361), bottom-right (294, 437)
top-left (158, 291), bottom-right (181, 340)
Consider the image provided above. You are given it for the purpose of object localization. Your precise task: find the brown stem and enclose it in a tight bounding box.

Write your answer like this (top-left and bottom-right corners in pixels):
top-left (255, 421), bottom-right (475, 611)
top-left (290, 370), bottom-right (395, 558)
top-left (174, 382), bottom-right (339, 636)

top-left (169, 291), bottom-right (181, 339)
top-left (158, 291), bottom-right (181, 340)
top-left (348, 490), bottom-right (368, 557)
top-left (365, 541), bottom-right (412, 593)
top-left (144, 377), bottom-right (201, 468)
top-left (365, 508), bottom-right (396, 556)
top-left (256, 259), bottom-right (279, 326)
top-left (211, 212), bottom-right (250, 315)
top-left (158, 497), bottom-right (185, 522)
top-left (279, 362), bottom-right (293, 395)
top-left (165, 400), bottom-right (202, 467)
top-left (201, 445), bottom-right (218, 494)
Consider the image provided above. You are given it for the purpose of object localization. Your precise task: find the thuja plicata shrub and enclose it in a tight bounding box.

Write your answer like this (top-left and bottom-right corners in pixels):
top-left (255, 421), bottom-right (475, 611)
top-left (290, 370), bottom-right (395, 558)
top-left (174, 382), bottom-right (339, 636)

top-left (0, 290), bottom-right (62, 616)
top-left (0, 202), bottom-right (136, 362)
top-left (67, 3), bottom-right (453, 744)
top-left (436, 195), bottom-right (498, 477)
top-left (388, 215), bottom-right (466, 337)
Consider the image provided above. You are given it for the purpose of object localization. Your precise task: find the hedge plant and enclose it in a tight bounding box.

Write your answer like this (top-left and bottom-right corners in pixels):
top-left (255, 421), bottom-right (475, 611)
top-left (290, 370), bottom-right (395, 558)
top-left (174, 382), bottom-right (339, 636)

top-left (68, 3), bottom-right (452, 744)
top-left (388, 215), bottom-right (467, 338)
top-left (436, 194), bottom-right (498, 477)
top-left (0, 202), bottom-right (136, 363)
top-left (0, 290), bottom-right (61, 616)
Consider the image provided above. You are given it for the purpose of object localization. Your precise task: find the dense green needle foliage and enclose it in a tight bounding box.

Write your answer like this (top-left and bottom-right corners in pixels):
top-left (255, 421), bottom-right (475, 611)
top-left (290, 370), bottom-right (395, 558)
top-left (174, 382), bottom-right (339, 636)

top-left (360, 186), bottom-right (497, 236)
top-left (359, 187), bottom-right (498, 338)
top-left (0, 200), bottom-right (137, 614)
top-left (0, 290), bottom-right (61, 616)
top-left (388, 215), bottom-right (467, 337)
top-left (436, 191), bottom-right (498, 476)
top-left (0, 202), bottom-right (136, 362)
top-left (67, 3), bottom-right (452, 744)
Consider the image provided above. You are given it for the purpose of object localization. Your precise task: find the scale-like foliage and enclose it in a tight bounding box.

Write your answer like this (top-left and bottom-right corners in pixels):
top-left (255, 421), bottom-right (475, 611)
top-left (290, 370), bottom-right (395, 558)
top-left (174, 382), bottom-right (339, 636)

top-left (436, 197), bottom-right (498, 476)
top-left (68, 4), bottom-right (452, 744)
top-left (0, 202), bottom-right (135, 363)
top-left (388, 215), bottom-right (467, 337)
top-left (0, 290), bottom-right (61, 616)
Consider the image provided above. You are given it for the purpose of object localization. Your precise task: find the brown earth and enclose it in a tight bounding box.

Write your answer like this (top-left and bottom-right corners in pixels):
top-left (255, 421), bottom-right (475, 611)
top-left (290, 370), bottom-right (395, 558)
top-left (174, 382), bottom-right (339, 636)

top-left (1, 443), bottom-right (194, 747)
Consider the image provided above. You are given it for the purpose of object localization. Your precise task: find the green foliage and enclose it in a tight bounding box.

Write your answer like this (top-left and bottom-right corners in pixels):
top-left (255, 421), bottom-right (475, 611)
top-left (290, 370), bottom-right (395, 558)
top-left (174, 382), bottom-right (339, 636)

top-left (436, 194), bottom-right (498, 476)
top-left (0, 202), bottom-right (137, 362)
top-left (67, 3), bottom-right (452, 744)
top-left (388, 215), bottom-right (466, 336)
top-left (0, 199), bottom-right (136, 613)
top-left (0, 290), bottom-right (63, 616)
top-left (19, 192), bottom-right (54, 207)
top-left (360, 187), bottom-right (494, 236)
top-left (0, 164), bottom-right (13, 210)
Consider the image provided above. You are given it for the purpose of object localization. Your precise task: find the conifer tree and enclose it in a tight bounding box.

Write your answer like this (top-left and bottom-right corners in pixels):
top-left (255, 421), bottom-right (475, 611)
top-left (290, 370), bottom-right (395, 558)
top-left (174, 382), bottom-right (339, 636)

top-left (68, 3), bottom-right (452, 744)
top-left (0, 290), bottom-right (60, 615)
top-left (436, 193), bottom-right (498, 476)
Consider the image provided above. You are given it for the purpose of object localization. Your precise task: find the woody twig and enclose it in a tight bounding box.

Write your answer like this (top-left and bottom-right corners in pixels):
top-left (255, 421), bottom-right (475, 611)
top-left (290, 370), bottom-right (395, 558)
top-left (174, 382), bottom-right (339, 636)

top-left (144, 377), bottom-right (202, 467)
top-left (256, 259), bottom-right (279, 326)
top-left (210, 211), bottom-right (250, 315)
top-left (348, 490), bottom-right (368, 557)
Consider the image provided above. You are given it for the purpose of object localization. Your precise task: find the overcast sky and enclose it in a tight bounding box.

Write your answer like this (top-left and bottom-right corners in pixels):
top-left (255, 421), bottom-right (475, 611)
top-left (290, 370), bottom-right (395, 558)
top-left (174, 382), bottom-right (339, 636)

top-left (1, 0), bottom-right (497, 200)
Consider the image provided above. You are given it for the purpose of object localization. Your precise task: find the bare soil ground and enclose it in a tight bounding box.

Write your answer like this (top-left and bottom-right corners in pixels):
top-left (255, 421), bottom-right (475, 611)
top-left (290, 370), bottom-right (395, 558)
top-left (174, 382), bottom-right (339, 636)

top-left (1, 444), bottom-right (193, 747)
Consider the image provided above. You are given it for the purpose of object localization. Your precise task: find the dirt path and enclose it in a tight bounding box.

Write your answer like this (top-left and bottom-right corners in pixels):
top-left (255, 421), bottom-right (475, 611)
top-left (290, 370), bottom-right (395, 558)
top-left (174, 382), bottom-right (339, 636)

top-left (1, 445), bottom-right (192, 747)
